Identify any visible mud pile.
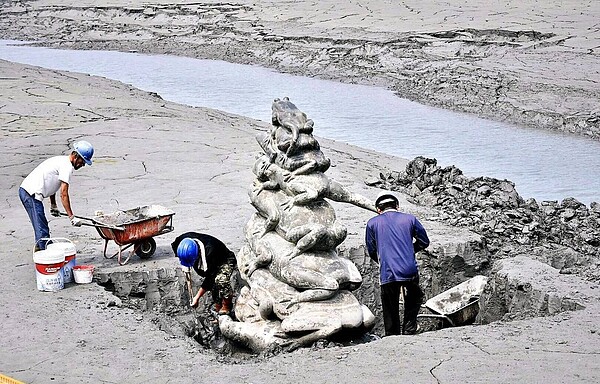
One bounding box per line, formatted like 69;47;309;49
374;156;600;283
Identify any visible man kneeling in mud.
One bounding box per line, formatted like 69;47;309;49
172;232;237;315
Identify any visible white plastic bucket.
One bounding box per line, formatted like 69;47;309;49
73;265;94;284
33;247;65;292
47;239;77;284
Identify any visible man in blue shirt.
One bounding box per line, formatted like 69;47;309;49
366;192;430;336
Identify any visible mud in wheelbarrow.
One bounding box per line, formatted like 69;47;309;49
91;205;175;265
418;275;488;328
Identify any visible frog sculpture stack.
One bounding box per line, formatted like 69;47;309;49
219;97;377;352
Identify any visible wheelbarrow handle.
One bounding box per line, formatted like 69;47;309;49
58;211;95;221
57;212;123;230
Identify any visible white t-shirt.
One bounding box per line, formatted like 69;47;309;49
20;156;74;200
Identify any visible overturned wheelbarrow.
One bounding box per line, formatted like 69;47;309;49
418;275;488;327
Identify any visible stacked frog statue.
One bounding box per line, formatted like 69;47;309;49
219;97;378;352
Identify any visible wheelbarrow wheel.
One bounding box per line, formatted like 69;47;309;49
135;238;156;259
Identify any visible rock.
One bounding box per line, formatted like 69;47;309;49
479;256;590;323
376;156;600;283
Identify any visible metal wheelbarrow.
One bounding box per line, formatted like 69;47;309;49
417;275;488;327
84;205;175;265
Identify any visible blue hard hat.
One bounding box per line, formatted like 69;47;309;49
74;140;94;166
176;238;198;268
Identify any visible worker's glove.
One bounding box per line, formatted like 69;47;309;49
50;205;60;217
70;217;83;227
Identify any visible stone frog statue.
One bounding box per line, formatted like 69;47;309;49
256;131;330;175
249;187;348;256
240;216;363;304
225;96;379;353
252;154;376;210
270;97;317;156
219;282;375;353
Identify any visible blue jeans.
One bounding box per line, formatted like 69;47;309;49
19;187;50;249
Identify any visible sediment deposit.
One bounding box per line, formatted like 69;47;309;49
1;1;600;383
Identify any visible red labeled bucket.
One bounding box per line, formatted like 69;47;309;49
33;247;65;292
73;265;94;284
47;239;77;284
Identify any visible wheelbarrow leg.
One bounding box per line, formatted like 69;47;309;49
103;240;110;258
117;243;135;265
104;240;134;264
117;246;123;265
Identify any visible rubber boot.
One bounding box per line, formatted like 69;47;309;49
219;296;232;315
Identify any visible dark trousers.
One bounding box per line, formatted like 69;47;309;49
381;277;424;336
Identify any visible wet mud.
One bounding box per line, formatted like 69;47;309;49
1;2;600;383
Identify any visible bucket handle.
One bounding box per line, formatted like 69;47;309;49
32;237;74;255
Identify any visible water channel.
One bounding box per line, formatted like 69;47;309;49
1;40;598;205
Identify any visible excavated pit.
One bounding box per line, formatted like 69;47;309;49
87;242;523;357
91;156;598;356
92;232;595;358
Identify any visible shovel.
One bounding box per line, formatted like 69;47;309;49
184;270;195;307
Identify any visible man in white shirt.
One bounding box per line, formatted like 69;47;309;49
19;141;94;250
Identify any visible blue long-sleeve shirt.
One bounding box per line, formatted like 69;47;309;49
366;210;430;284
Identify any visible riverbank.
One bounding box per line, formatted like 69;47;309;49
1;1;600;382
1;57;599;383
0;0;599;138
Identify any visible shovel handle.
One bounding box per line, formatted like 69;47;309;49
185;271;195;307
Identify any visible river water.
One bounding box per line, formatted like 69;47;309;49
1;40;598;205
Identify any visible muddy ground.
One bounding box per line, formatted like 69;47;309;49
0;1;599;383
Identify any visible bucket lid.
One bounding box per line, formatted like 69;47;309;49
46;243;77;256
47;242;77;256
33;248;65;264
